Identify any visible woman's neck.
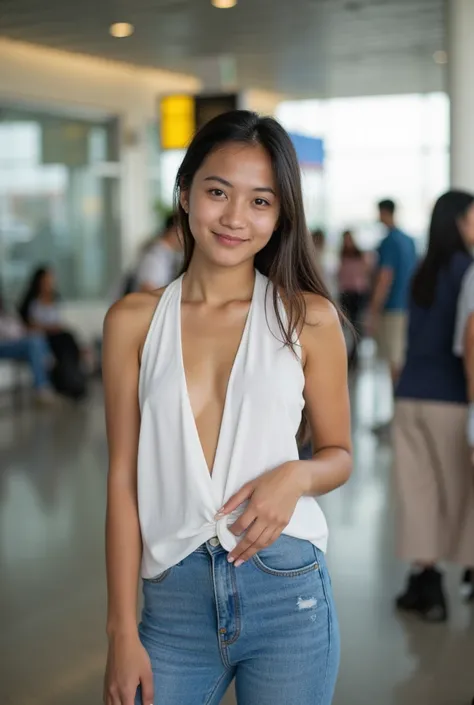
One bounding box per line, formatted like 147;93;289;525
38;292;53;303
183;253;255;305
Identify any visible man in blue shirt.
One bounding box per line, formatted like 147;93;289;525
367;199;417;386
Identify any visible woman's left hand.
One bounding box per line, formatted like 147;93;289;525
216;462;307;567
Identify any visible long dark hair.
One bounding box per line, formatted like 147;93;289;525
175;110;335;348
412;191;474;308
18;266;56;324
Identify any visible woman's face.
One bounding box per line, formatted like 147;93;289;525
40;270;55;295
182;142;280;269
343;232;354;250
459;203;474;247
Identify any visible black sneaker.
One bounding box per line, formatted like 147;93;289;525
419;568;448;623
460;569;474;601
396;569;448;622
396;572;424;612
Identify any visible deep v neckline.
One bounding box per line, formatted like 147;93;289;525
177;271;258;480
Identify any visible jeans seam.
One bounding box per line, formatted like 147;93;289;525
211;554;232;668
222;563;241;647
203;668;231;705
316;558;334;705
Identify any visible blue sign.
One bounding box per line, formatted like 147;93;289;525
288;132;324;169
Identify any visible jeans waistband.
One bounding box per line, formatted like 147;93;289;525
195;537;223;554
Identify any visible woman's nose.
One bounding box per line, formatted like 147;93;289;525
220;200;246;230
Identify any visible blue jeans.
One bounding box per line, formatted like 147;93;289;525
136;535;340;705
0;335;51;389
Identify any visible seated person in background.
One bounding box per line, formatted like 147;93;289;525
18;266;87;400
136;214;183;292
0;285;56;405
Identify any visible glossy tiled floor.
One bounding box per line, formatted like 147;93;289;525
1;354;473;705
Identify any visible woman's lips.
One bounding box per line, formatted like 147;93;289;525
213;232;248;247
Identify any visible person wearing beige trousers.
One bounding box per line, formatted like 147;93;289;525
393;191;474;623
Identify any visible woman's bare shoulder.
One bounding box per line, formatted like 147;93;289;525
302;292;340;329
104;289;166;343
299;293;346;367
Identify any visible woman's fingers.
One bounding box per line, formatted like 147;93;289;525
140;668;154;705
229;506;258;537
235;527;280;566
229;522;278;566
216;481;255;518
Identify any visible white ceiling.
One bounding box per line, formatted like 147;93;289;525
0;0;446;98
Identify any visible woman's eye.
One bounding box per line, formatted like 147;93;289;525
255;198;270;207
209;188;225;198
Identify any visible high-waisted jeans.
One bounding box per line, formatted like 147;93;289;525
135;534;340;705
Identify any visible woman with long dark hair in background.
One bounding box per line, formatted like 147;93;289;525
18;266;86;399
394;190;474;622
102;110;351;705
338;230;370;328
338;230;371;368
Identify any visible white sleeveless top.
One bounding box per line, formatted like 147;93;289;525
138;270;328;578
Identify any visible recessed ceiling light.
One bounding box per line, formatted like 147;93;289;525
433;50;447;65
212;0;237;8
109;22;134;38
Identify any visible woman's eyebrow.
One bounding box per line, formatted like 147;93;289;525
204;175;276;195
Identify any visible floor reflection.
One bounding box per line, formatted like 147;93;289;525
1;364;473;705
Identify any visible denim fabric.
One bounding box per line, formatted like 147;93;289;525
0;335;50;389
136;534;340;705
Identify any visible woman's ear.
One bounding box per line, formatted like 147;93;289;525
180;181;189;214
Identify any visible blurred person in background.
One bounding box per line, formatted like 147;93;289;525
312;228;338;298
393;191;474;622
366;200;417;429
312;228;325;260
453;255;474;600
338;230;371;369
18;266;87;400
0;283;56;405
136;214;183;292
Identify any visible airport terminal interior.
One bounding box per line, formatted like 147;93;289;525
1;0;474;703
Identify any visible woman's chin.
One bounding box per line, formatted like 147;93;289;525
197;243;255;269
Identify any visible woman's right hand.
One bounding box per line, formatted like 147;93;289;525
103;632;154;705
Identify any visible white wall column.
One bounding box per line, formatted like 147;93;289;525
448;0;474;191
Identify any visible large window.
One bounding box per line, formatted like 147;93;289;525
277;93;450;251
0;106;120;303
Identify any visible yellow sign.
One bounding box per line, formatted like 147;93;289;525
160;95;195;150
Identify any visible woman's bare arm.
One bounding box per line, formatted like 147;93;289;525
296;294;352;495
102;292;161;705
103;294;157;637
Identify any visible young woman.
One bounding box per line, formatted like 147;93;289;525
394;190;474;622
19;266;86;399
338;230;371;368
338;231;370;329
103;110;352;705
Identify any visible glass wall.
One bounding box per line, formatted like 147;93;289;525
277;93;450;252
0;106;120;304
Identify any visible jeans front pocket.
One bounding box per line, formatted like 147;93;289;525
251;535;319;577
143;568;172;584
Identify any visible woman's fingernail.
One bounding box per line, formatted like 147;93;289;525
234;559;244;568
227;555;235;563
